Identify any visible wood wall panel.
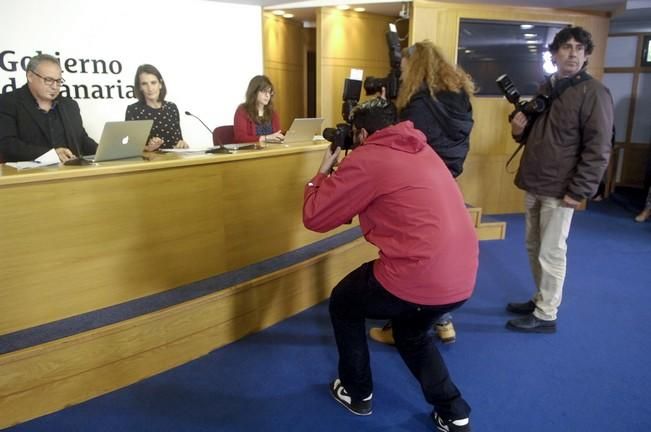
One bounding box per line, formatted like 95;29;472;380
616;144;650;186
317;8;397;128
411;0;610;213
264;13;306;130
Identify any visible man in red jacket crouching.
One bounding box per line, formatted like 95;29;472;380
303;99;478;432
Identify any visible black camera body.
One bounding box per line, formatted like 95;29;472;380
496;74;549;122
323;123;354;152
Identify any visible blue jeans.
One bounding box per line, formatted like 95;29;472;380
329;261;470;420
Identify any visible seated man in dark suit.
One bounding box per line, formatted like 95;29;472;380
0;53;97;163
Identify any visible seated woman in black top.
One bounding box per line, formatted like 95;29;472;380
125;64;188;151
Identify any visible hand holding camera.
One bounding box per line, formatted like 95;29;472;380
496;74;549;123
319;145;341;174
510;111;528;136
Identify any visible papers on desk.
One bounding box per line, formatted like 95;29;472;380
5;149;60;170
158;147;214;153
223;143;256;150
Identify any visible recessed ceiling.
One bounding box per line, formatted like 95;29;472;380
222;0;651;27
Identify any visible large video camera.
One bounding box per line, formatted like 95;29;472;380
363;23;402;100
323;78;360;152
496;74;549;123
323;24;402;152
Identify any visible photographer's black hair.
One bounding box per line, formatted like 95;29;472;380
350;98;397;136
548;26;594;55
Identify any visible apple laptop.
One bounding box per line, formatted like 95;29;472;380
280;118;324;144
86;120;153;162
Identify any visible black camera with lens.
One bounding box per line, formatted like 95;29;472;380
322;78;360;152
323;123;353;152
496;74;550;123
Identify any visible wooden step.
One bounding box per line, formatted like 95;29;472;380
467;206;506;241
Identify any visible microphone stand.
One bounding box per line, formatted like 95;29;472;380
184;111;232;154
60;103;92;166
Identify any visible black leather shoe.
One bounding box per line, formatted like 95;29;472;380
506;314;556;333
506;300;536;314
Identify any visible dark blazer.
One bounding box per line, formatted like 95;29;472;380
0;84;97;162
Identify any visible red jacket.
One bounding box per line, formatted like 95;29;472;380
233;105;281;143
303;121;478;305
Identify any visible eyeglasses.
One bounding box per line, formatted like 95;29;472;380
31;70;65;87
259;88;274;96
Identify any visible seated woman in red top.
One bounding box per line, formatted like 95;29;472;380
233;75;284;145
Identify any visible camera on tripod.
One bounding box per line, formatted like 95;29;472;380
496;74;549;122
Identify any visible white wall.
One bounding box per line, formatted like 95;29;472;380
0;0;263;147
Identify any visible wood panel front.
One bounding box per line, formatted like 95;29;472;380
0;238;379;429
0;143;348;335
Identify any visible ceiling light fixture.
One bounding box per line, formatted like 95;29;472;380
283;13;294;18
353;7;365;12
337;5;350;10
272;10;285;16
520;24;534;29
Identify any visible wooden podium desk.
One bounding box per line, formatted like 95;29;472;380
0;141;346;336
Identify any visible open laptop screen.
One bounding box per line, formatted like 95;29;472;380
88;120;153;162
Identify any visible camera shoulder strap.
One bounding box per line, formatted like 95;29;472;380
549;72;593;101
506;72;593;172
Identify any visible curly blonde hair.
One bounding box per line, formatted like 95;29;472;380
396;40;475;110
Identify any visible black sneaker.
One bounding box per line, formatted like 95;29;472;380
506;314;556;333
432;411;471;432
506;300;536;314
329;378;372;416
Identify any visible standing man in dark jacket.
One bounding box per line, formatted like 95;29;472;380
506;26;614;333
0;53;97;163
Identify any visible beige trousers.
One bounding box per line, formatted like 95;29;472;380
524;193;575;321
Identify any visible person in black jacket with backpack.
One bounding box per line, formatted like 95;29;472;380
369;40;476;347
397;40;475;177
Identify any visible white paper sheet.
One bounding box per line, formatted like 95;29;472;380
5;149;60;170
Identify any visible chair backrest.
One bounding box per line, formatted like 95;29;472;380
213;125;234;146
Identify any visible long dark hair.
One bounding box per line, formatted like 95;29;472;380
241;75;275;124
133;64;167;103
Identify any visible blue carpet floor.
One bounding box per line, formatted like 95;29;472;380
7;198;651;431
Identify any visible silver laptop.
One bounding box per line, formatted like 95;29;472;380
281;118;324;143
86;120;153;162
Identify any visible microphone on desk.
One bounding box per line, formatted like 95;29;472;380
184;111;232;154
